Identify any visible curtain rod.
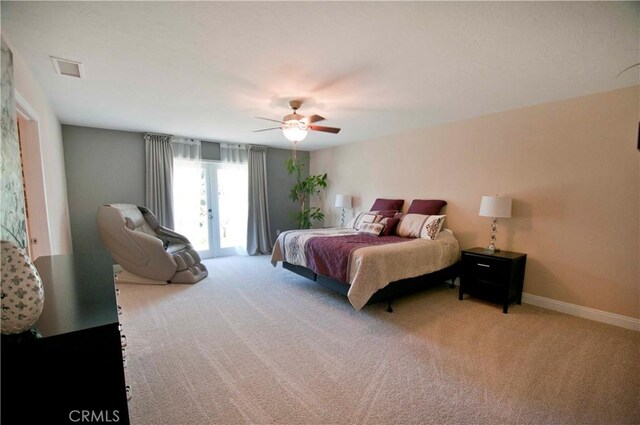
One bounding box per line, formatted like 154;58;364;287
145;131;173;137
145;133;270;150
219;142;270;150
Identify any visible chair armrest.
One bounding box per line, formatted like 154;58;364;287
156;226;191;245
123;230;177;280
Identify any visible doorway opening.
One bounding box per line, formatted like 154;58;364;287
173;160;248;258
15;92;51;259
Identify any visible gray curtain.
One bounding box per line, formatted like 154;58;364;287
144;133;174;228
246;145;272;255
220;143;248;163
170;137;201;161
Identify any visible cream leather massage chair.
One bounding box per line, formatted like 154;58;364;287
97;204;208;284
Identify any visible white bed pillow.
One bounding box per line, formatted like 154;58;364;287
396;213;429;238
358;222;384;236
350;212;381;230
420;215;446;240
346;215;356;228
396;213;446;239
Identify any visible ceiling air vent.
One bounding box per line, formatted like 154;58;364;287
51;56;84;79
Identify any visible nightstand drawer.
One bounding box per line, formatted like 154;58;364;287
462;253;509;284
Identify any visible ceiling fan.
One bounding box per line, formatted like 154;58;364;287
253;99;341;143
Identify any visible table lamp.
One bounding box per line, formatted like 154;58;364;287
479;195;512;253
335;194;352;227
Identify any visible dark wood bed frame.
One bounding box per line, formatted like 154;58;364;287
282;261;460;312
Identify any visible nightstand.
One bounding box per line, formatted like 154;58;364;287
459;247;527;313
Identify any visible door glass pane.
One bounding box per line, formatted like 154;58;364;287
173;161;209;251
217;164;248;251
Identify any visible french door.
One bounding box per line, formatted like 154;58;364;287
173;160;248;259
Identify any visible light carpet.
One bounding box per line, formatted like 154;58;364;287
117;255;639;425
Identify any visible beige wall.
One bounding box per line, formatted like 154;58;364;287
7;38;72;255
311;86;639;319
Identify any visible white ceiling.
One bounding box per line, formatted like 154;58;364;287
2;1;638;151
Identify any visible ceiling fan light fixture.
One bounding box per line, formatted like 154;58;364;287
254;99;340;142
282;120;308;142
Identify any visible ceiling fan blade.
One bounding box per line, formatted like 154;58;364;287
255;116;283;124
252;127;281;132
617;62;640;77
305;114;325;124
309;125;341;134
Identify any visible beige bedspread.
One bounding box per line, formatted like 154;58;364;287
271;228;460;310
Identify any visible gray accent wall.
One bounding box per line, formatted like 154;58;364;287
62;125;307;253
62;126;145;253
201;141;220;161
266;148;310;242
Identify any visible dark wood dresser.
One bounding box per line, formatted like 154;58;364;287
1;252;130;424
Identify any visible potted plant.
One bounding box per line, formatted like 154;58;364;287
286;157;328;229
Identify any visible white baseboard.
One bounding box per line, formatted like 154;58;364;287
522;293;640;332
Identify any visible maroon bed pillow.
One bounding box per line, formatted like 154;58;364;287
380;217;401;236
407;199;447;215
370;198;404;212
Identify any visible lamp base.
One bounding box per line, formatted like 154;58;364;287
484;218;501;253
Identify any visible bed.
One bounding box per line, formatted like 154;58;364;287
271;198;461;311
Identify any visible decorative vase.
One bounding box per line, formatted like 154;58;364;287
1;241;45;335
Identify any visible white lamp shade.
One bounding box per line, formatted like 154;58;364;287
282;120;308;142
335;194;352;208
479;196;512;218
